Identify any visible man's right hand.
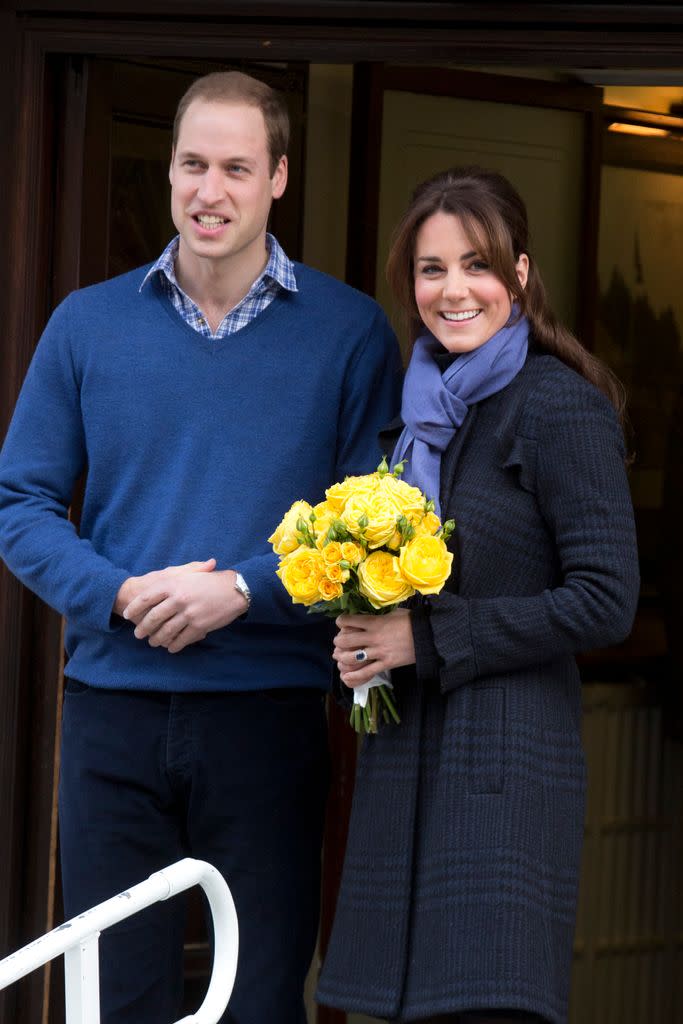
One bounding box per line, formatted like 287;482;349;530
113;560;216;617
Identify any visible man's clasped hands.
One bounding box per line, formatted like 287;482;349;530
113;560;248;654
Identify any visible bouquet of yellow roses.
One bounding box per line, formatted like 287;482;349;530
269;458;454;734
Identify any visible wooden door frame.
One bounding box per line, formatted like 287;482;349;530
2;5;683;1021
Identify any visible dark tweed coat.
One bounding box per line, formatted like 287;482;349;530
317;349;640;1023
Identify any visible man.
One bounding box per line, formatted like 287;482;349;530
0;71;401;1023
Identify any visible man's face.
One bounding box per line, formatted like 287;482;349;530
169;99;287;272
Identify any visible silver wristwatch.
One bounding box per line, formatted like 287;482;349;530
233;571;251;610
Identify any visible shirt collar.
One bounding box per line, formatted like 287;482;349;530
139;232;298;295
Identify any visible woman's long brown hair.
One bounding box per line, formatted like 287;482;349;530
386;166;625;422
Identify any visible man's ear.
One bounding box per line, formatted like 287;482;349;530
271;155;288;200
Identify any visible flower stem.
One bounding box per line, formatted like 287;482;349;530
379;685;401;724
368;688;378;733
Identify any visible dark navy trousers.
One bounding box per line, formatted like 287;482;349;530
413;1014;549;1023
59;681;329;1024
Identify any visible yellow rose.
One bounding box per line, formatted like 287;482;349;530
414;510;442;537
322;541;343;564
319;577;344;601
312;501;339;548
268;500;314;555
325;473;379;512
325;562;349;583
386;529;402;551
398;535;453;595
341;490;402;548
276;546;326;605
357;550;415;609
378;474;427;518
340;541;363;566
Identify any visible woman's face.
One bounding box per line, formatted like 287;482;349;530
413;211;529;354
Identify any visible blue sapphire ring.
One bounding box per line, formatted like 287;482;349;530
354;648;368;663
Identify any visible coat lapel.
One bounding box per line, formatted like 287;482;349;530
439;404;479;512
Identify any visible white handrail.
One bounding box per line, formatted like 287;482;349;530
0;858;239;1024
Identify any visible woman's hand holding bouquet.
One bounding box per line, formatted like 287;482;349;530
269;459;454;733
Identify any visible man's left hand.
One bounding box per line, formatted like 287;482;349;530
123;568;248;653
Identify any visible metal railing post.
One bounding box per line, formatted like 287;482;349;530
64;934;101;1024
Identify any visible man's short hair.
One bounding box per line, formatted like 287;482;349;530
173;71;289;176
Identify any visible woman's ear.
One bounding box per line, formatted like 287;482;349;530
516;253;529;291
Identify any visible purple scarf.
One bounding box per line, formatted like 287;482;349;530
391;311;529;514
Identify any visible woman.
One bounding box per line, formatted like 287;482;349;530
316;167;640;1024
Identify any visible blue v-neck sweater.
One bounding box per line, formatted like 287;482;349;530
0;263;401;692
